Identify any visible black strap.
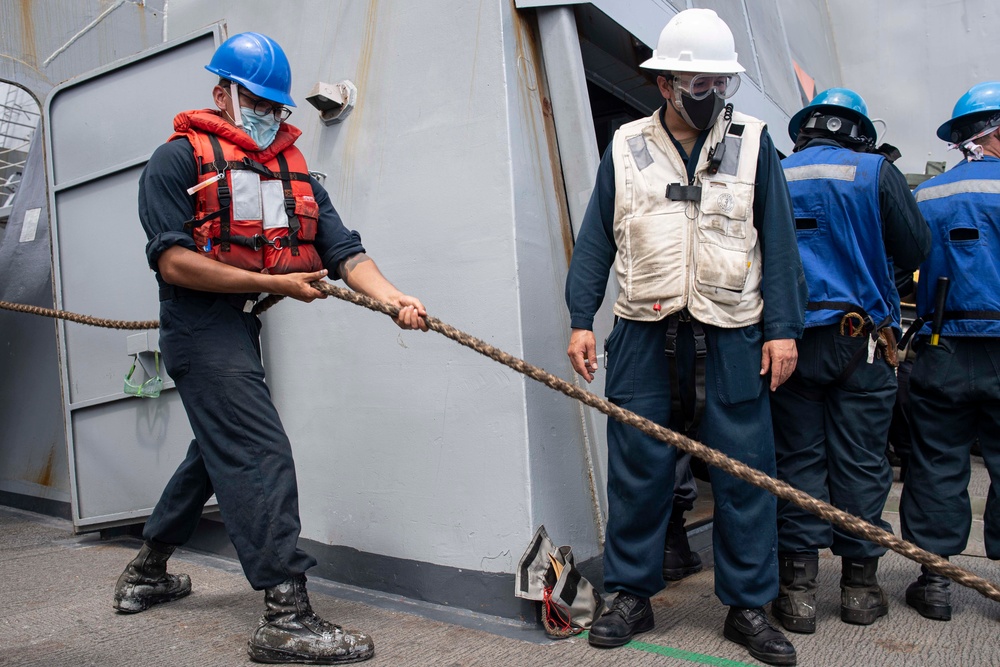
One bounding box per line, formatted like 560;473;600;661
200;158;310;182
664;314;707;437
945;309;1000;320
276;153;301;256
224;233;291;251
898;316;925;350
899;309;1000;349
666;183;702;202
831;338;870;386
207;135;232;251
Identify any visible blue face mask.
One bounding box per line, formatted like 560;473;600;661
240;106;280;149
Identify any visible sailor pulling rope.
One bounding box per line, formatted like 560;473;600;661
2;288;999;605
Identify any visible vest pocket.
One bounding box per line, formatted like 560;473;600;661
293;196;319;241
694;239;751;305
623;213;685;303
694;181;754;305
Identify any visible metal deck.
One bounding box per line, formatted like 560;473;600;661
2;457;997;667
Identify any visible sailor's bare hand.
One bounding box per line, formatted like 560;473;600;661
389;294;428;331
568;328;599;383
273;270;329;302
761;338;797;391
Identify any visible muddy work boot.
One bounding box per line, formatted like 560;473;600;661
248;574;374;664
840;557;889;625
113;541;192;613
771;552;818;634
905;565;952;621
663;512;703;581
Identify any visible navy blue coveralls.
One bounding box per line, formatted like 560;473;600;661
138;137;365;590
773;140;929;559
900;156;1000;560
566;113;806;607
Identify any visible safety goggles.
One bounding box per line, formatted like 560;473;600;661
673;73;741;100
124;351;163;399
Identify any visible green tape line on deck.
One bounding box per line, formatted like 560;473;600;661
580;632;757;666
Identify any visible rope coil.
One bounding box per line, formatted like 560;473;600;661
3;286;999;604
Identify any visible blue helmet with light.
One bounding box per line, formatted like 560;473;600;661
937;82;1000;143
788;88;877;143
205;32;296;107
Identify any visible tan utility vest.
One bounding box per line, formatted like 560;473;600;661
611;108;765;327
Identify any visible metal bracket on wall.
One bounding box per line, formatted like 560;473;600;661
305;80;357;125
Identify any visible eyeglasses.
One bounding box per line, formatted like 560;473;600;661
673;73;741;101
232;88;293;122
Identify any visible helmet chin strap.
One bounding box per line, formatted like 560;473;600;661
229;82;245;130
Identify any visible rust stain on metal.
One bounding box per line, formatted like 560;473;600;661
510;5;575;265
340;0;380;205
17;0;39;68
35;447;56;488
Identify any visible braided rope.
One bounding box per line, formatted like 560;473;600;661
0;300;158;330
4;287;1000;603
303;280;1000;604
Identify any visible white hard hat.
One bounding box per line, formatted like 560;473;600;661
640;9;745;75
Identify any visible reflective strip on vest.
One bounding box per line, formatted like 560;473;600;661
914;178;1000;202
784;163;857;182
627;135;654;171
782;146;895;330
914;159;1000;337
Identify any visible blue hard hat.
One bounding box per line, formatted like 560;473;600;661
788;88;877;142
205;32;296;107
937;82;1000;142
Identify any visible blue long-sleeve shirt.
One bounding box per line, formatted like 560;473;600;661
566;122;806;341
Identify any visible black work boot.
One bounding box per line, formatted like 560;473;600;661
113;541;192;613
663;511;703;581
840;557;889;625
905;565;952;621
770;552;818;634
588;592;654;648
724;607;797;666
248;574;374;664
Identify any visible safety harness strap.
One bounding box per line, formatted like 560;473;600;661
276;153;301;256
200;159;311;182
664;313;707;437
207;135;232;251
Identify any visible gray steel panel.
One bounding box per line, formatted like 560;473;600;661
0;1;166;101
744;0;800;115
694;0;761;85
55;166;161;405
776;0;842;94
45;28;221;528
48;34;216;187
71;393;193;525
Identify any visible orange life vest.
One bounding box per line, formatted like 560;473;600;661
169;109;323;274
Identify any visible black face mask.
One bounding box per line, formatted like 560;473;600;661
678;93;725;131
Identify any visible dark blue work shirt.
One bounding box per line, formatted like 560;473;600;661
566;122;807;341
139;138;365;287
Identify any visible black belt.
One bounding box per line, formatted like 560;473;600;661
159;285;260;312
